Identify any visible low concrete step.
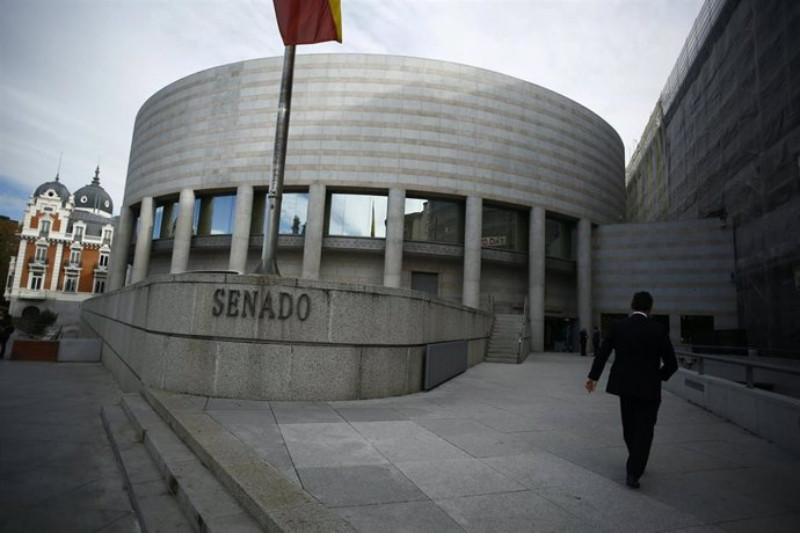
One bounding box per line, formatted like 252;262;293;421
143;388;356;532
101;403;195;533
489;340;518;349
118;393;262;532
484;356;518;364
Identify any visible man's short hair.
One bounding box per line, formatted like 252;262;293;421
631;291;653;312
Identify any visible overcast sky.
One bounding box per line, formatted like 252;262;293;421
0;0;703;219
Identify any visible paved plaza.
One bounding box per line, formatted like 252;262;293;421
1;354;799;532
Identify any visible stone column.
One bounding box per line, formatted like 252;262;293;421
170;189;195;274
384;188;405;288
528;206;546;352
228;185;253;273
301;183;326;280
577;217;592;335
108;205;134;290
131;196;154;284
462;196;482;308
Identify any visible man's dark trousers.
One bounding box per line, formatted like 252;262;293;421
620;395;660;480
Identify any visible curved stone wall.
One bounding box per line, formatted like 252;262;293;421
125;54;624;224
82;273;492;401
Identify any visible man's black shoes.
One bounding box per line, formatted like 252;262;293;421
626;476;640;489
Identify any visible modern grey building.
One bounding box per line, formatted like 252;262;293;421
626;0;800;353
108;53;738;352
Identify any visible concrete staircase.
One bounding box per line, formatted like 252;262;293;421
485;313;526;364
102;394;261;532
102;389;355;532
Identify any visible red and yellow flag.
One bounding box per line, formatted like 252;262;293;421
273;0;342;45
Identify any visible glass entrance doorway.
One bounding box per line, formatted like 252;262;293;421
544;316;577;352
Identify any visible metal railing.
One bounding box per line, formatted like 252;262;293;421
676;349;800;389
517;297;530;361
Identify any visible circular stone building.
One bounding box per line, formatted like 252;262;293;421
109;54;624;352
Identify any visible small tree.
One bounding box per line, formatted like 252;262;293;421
16;309;58;338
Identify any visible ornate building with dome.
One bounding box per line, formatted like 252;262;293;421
4;167;117;326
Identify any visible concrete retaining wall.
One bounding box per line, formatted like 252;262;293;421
593;219;738;344
665;368;800;456
82;272;492;401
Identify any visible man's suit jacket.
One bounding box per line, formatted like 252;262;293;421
588;314;678;401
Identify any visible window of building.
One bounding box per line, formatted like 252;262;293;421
30;272;43;290
327;193;387;238
411;271;439;296
102;228;112;244
545;218;576;261
152;200;178;239
193;195;236;236
64;274;78;292
73;225;84;241
249;191;310;235
69;247;81;265
481;204;528;252
404;197;464;244
39;219;51;236
99;252;109;268
34;245;47;263
280;192;309;234
681;315;714;345
93;278;106;294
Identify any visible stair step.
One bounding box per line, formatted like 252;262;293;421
485;357;518;364
117;393;263;532
102;404;195;533
143;388;356;532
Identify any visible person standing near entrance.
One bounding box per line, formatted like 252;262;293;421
0;308;14;359
584;291;678;489
579;329;588;356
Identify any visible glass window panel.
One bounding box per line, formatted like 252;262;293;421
153;201;178;239
193;195;235;236
545;218;576;260
279;193;309;235
404;198;464;244
482;205;528;252
328;193;387;238
153;206;164;239
210;195;235;235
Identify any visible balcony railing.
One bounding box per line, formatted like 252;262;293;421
19;288;46;300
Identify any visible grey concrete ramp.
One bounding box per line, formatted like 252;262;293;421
2;355;799;531
143;354;800;531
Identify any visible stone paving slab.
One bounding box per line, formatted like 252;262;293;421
3;354;799;532
200;353;800;532
0;361;138;532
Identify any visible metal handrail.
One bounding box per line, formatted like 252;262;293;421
676;349;800;389
517;297;530;361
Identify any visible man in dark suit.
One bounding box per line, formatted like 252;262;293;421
585;291;678;489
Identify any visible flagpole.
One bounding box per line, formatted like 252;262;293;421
257;44;296;275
